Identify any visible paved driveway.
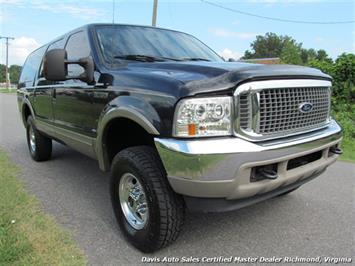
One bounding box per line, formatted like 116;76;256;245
0;93;354;265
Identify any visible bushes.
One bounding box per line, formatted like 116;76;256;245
308;53;355;161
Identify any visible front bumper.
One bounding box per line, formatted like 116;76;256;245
155;120;342;201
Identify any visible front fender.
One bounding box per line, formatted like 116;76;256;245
95;96;161;171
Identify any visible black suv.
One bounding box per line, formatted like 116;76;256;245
18;24;342;252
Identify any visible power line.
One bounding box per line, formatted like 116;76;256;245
201;0;355;25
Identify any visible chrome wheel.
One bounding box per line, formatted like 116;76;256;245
29;126;36;153
119;173;148;230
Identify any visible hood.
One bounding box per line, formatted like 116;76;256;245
119;61;331;97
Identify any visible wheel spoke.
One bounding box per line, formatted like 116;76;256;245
119;173;149;230
29;126;36;152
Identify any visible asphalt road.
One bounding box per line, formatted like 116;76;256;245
0;93;354;265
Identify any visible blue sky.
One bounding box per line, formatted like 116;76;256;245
0;0;354;65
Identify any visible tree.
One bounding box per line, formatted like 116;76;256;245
242;32;302;60
0;64;22;84
242;33;336;66
301;48;317;64
333;53;355;83
0;64;5;83
307;59;334;76
9;65;22;84
280;42;302;65
316;49;333;63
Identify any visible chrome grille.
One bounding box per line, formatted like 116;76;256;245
239;94;250;129
234;79;332;141
258;87;330;135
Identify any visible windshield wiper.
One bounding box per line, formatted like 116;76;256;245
114;54;211;62
114;54;183;62
114;54;164;62
179;57;211;62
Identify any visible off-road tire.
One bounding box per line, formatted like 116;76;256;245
110;146;185;253
26;116;52;161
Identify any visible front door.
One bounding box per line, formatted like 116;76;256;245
52;31;96;138
34;38;66;124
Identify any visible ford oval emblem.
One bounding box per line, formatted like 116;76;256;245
299;102;313;113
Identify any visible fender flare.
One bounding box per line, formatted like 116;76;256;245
95;106;160;171
21;98;36;127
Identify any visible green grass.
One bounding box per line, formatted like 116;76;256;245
0;88;16;93
332;103;355;163
0;150;86;266
339;138;355;163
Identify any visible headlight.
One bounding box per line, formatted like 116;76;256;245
173;96;233;137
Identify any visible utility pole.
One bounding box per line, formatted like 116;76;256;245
112;0;115;23
0;36;15;90
152;0;158;27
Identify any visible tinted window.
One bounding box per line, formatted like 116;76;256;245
38;38;66;78
19;45;47;87
95;25;222;63
65;31;91;77
48;38;66;51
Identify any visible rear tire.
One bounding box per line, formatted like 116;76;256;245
110;146;185;253
26;116;52;161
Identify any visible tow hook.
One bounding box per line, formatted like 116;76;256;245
329;146;343;155
257;168;278;180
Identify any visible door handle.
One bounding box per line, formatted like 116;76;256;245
52;89;56;102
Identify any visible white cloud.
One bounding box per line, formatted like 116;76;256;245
0;0;24;5
248;0;321;3
1;0;104;20
0;12;7;23
210;28;259;40
0;37;41;65
219;48;242;60
33;2;103;20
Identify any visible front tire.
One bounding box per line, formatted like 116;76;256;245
26;116;52;161
110;146;185;253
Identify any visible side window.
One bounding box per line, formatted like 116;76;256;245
19;45;47;88
65;31;91;79
38;38;66;79
48;38;66;51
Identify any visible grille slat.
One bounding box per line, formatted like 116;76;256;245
239;94;250;129
238;86;330;137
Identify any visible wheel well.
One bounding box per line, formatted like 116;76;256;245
23;104;31;124
104;118;155;166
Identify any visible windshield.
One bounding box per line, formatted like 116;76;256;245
95;25;223;63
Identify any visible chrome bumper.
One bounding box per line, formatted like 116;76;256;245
154;120;342;200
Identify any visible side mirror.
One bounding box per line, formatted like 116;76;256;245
43;49;95;84
43;49;67;81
